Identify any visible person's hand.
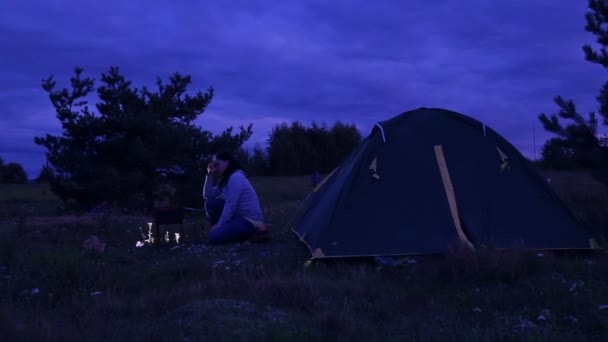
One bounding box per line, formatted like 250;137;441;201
207;162;216;175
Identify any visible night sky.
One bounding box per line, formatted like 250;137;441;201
0;0;605;178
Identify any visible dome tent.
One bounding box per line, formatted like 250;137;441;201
290;107;595;259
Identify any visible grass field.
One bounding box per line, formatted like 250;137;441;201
0;171;607;341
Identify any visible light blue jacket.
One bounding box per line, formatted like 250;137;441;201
203;170;264;227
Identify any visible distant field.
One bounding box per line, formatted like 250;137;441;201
250;175;315;203
0;182;56;201
0;170;606;340
536;170;608;234
539;169;607;195
0;170;606;231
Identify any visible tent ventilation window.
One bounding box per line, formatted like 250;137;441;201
369;157;380;180
496;146;510;172
374;123;387;143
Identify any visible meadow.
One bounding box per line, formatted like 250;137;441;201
0;171;607;341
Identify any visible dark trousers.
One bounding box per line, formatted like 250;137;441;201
204;198;257;244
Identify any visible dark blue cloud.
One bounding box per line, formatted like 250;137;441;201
0;0;604;177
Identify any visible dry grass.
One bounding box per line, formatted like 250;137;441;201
0;171;607;341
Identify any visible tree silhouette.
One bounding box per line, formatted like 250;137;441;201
539;0;608;185
35;66;252;209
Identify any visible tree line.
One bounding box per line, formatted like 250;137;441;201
31;66;362;210
0;157;29;184
206;120;362;178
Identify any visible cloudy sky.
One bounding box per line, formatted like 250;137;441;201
0;0;605;178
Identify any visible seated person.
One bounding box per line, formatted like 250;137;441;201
203;152;267;244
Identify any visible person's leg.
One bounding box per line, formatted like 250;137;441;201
204;198;225;225
208;217;257;244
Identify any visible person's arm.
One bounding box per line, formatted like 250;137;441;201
216;173;246;226
202;175;221;199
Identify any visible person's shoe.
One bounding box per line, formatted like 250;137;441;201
250;225;269;243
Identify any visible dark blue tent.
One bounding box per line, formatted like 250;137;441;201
290;108;595;259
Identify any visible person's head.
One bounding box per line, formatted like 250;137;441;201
213;151;243;186
212;151;233;177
